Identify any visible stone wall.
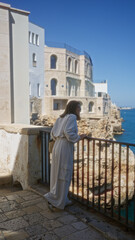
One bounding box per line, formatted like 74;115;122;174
0;124;46;189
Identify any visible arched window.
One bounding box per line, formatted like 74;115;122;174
50;55;57;69
89;102;94;112
51;79;57;95
32;53;37;67
75;60;78;74
78;101;83;113
68;57;72;72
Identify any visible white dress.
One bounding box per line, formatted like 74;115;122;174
44;114;80;209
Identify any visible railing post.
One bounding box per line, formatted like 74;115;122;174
98;140;101;211
82;139;84;202
41;131;46;183
118;144;121;220
126;145;129;226
92;139;95;207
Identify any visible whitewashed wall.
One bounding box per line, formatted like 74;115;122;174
0;125;45;189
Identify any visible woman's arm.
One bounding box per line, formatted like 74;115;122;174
64;115;84;143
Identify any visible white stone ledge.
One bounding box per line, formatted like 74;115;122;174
0;124;50;135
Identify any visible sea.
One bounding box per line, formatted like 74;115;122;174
114;108;135;222
115;108;135;147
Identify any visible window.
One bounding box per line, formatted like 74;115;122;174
53;103;59;110
51;79;57;95
30;102;33;113
78;101;83;113
37;83;40;97
50;55;57;69
89;102;94;112
29;82;31;96
32;33;35;44
29;31;32;43
68;57;72;72
98;92;102;97
33;53;37;67
36;34;39;46
75;60;78;74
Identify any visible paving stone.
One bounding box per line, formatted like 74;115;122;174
40;209;68;220
25;224;47;236
0;217;29;231
2;230;29;240
0;214;8;223
20;198;42;208
6;194;24;203
62;228;105;240
5;209;25;220
0;201;19;212
23;205;42;214
23;213;44;225
72;221;88;230
58;215;77;224
54;225;76;238
0;197;7;203
43;232;59;240
42;219;63;230
36;201;49;210
22;193;40;201
28;232;59;240
15;191;33;197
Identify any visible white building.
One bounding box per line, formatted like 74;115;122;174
29;22;45;116
44;42;111;118
0;2;30;124
94;80;108;97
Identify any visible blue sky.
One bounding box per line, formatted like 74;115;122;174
1;0;135;107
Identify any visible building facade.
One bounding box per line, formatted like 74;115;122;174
29;22;45;116
44;43;111;118
0;2;30;124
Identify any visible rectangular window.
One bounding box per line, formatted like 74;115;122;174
30;102;33;113
32;33;35;44
37;83;40;97
98;92;102;97
33;53;37;67
29;31;32;43
29;82;31;96
36;34;39;45
53;103;59;110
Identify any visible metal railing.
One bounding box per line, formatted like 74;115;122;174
40;128;51;184
45;41;92;61
40;129;135;229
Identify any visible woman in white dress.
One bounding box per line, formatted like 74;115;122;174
44;101;86;210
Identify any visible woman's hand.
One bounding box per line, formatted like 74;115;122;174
80;134;87;140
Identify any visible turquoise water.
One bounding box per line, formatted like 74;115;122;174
115;109;135;151
114;109;135;222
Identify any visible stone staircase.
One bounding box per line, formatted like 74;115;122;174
0;169;13;187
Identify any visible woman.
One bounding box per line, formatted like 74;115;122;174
44;100;86;210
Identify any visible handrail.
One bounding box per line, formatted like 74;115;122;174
85;136;135;147
40;129;135;230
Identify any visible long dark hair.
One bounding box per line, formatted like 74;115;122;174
60;100;81;120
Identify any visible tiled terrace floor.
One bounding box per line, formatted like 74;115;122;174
0;185;134;240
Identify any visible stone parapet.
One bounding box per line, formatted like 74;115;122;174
0;124;49;190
